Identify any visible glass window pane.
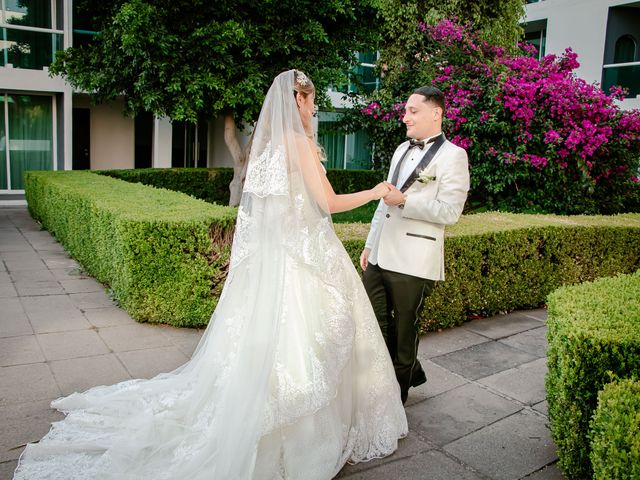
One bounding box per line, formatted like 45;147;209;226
318;112;345;169
346;130;373;170
8;94;53;190
4;0;52;29
4;28;61;69
0;96;7;189
614;35;636;64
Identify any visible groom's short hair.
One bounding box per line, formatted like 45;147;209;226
413;86;445;112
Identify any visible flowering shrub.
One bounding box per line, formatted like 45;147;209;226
345;19;640;214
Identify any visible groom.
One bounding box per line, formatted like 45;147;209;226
360;86;470;404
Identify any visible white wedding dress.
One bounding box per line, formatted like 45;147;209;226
14;70;407;480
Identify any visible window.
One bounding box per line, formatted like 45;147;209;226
0;0;63;69
318;111;373;170
524;26;546;59
614;34;637;64
329;52;380;95
1;93;54;191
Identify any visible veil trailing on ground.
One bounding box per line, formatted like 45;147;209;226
14;70;406;480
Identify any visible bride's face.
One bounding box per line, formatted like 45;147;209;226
296;91;316;131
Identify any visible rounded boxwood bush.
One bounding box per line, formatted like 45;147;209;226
590;378;640;480
546;271;640;479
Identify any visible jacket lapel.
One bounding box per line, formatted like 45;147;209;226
398;134;446;193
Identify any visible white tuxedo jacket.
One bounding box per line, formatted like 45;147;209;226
365;138;470;280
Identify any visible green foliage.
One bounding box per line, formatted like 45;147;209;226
98;167;385;210
100;167;235;205
50;0;381;124
336;212;640;331
590;378;640;480
546;271;640;479
24;170;237;327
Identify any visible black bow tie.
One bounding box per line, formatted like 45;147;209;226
409;136;437;150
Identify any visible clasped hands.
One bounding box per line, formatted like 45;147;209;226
371;182;405;206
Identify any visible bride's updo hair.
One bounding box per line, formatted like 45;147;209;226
293;70;315;99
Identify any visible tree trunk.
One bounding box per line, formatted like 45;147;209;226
224;114;246;206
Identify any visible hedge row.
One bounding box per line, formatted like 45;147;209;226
25;171;640;334
336;212;640;332
99;167;384;204
546;271;640;479
590;378;640;480
25;170;237;326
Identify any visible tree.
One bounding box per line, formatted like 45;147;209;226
371;0;525;103
50;0;381;205
345;19;640;214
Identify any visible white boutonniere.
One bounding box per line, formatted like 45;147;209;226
417;169;436;184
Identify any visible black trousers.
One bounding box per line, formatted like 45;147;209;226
363;262;435;404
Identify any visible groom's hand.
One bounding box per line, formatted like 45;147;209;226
382;182;406;206
360;248;371;271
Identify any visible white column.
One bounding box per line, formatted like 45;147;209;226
152;117;173;168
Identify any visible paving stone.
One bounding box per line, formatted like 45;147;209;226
2;252;46;272
117;346;190;378
59;278;105;294
49;266;88;281
522;462;564;479
336;432;434;478
0;400;63;462
0;270;10;283
170;335;204;357
9;269;56;283
499;326;548;358
0;363;61;406
0;240;33;253
431;341;537;381
21;295;90;333
41;255;80;270
0;283;17;298
406;383;522;446
98;323;173;352
0;335;45;367
14;280;65;296
478;358;548;405
338;449;484;480
84;307;134;328
461;311;543;339
419;328;489;358
49;354;131;396
68;292;116;309
0;298;33;338
444;410;557;480
533;400;549;417
0;459;18;479
37;330;110;361
524;309;548;322
405;359;468;407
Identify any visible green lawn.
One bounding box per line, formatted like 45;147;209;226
331;202;378;223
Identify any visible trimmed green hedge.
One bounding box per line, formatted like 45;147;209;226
25;170;640;335
99;167;384;205
25;170;237;326
336;213;640;332
545;271;640;479
590;378;640;480
99;168;235;205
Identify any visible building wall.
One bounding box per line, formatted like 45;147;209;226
72;97;135;170
525;0;640;110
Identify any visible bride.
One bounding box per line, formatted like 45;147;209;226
14;70;407;480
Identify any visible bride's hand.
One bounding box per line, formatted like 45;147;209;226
370;182;391;200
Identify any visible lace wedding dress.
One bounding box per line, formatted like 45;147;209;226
14;70;407;480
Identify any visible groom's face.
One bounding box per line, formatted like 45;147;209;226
403;94;442;140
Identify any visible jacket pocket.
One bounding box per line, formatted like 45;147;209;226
406;232;436;241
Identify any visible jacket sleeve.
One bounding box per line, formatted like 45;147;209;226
401;148;470;225
364;143;407;249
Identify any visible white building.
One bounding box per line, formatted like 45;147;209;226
523;0;640;110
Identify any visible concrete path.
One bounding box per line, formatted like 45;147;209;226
0;206;563;479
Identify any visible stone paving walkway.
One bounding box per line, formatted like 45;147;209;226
0;206;563;479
